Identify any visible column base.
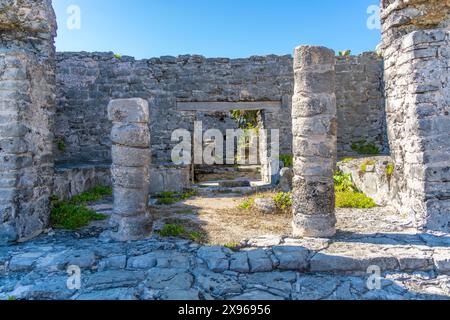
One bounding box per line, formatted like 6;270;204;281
106;213;153;242
292;213;336;238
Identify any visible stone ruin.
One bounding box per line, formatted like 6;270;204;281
0;0;449;243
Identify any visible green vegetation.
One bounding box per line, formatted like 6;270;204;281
239;192;292;211
51;202;107;230
351;141;380;155
334;171;357;193
157;223;186;237
224;242;241;251
155;189;198;205
238;197;255;210
335;191;376;209
360;160;376;174
334;170;376;208
338;50;352;56
157;224;206;243
279;154;293;168
70;185;112;204
273;192;293;210
50;185;111;230
114;53;122;59
339;157;355;164
230;110;259;129
56;139;66;152
7;296;16;301
386;163;395;178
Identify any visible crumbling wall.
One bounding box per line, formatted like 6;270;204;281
55;54;294;165
381;0;450;231
55;52;386;166
0;0;57;243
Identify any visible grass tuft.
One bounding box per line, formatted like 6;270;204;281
70;185;112;204
51;202;107;230
157;224;186;237
155;189;198;205
50;185;111;230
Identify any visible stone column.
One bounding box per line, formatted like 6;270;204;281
381;0;450;231
107;98;152;241
291;46;337;238
0;0;57;243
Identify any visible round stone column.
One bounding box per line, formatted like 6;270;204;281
291;46;337;238
107;98;152;241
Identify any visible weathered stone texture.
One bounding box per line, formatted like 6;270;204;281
107;98;152;241
381;0;450;43
55;52;385;166
292;46;337;238
0;0;56;243
382;0;450;231
336;53;387;155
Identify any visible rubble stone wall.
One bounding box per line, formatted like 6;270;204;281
381;0;450;231
55;52;386;166
0;0;57;243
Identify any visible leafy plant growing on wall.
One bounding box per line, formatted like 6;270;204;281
338;50;352;56
56;138;66;152
279;154;293;168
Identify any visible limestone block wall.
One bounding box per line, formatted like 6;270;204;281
55;53;294;166
336;53;387;155
381;0;450;231
54;52;386;168
0;0;57;243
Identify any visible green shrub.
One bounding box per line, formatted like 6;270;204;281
334;171;357;193
157;224;186;237
238;198;254;210
338;50;351;56
70;185;112;204
273;192;292;210
51;202;107;230
7;296;16;301
279;154;293;168
335;192;376;209
351;141;380;155
114;53;122;59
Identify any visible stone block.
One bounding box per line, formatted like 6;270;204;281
112;186;149;216
111;123;150;148
112;145;150;167
108;98;149;123
111;165;149;189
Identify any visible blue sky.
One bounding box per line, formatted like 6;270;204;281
52;0;381;59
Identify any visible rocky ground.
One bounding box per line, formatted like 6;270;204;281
0;196;449;300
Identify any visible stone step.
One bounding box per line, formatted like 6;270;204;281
230;235;450;275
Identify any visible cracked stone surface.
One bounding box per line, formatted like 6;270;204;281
0;227;449;300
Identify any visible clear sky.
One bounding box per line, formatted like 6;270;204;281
52;0;382;59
